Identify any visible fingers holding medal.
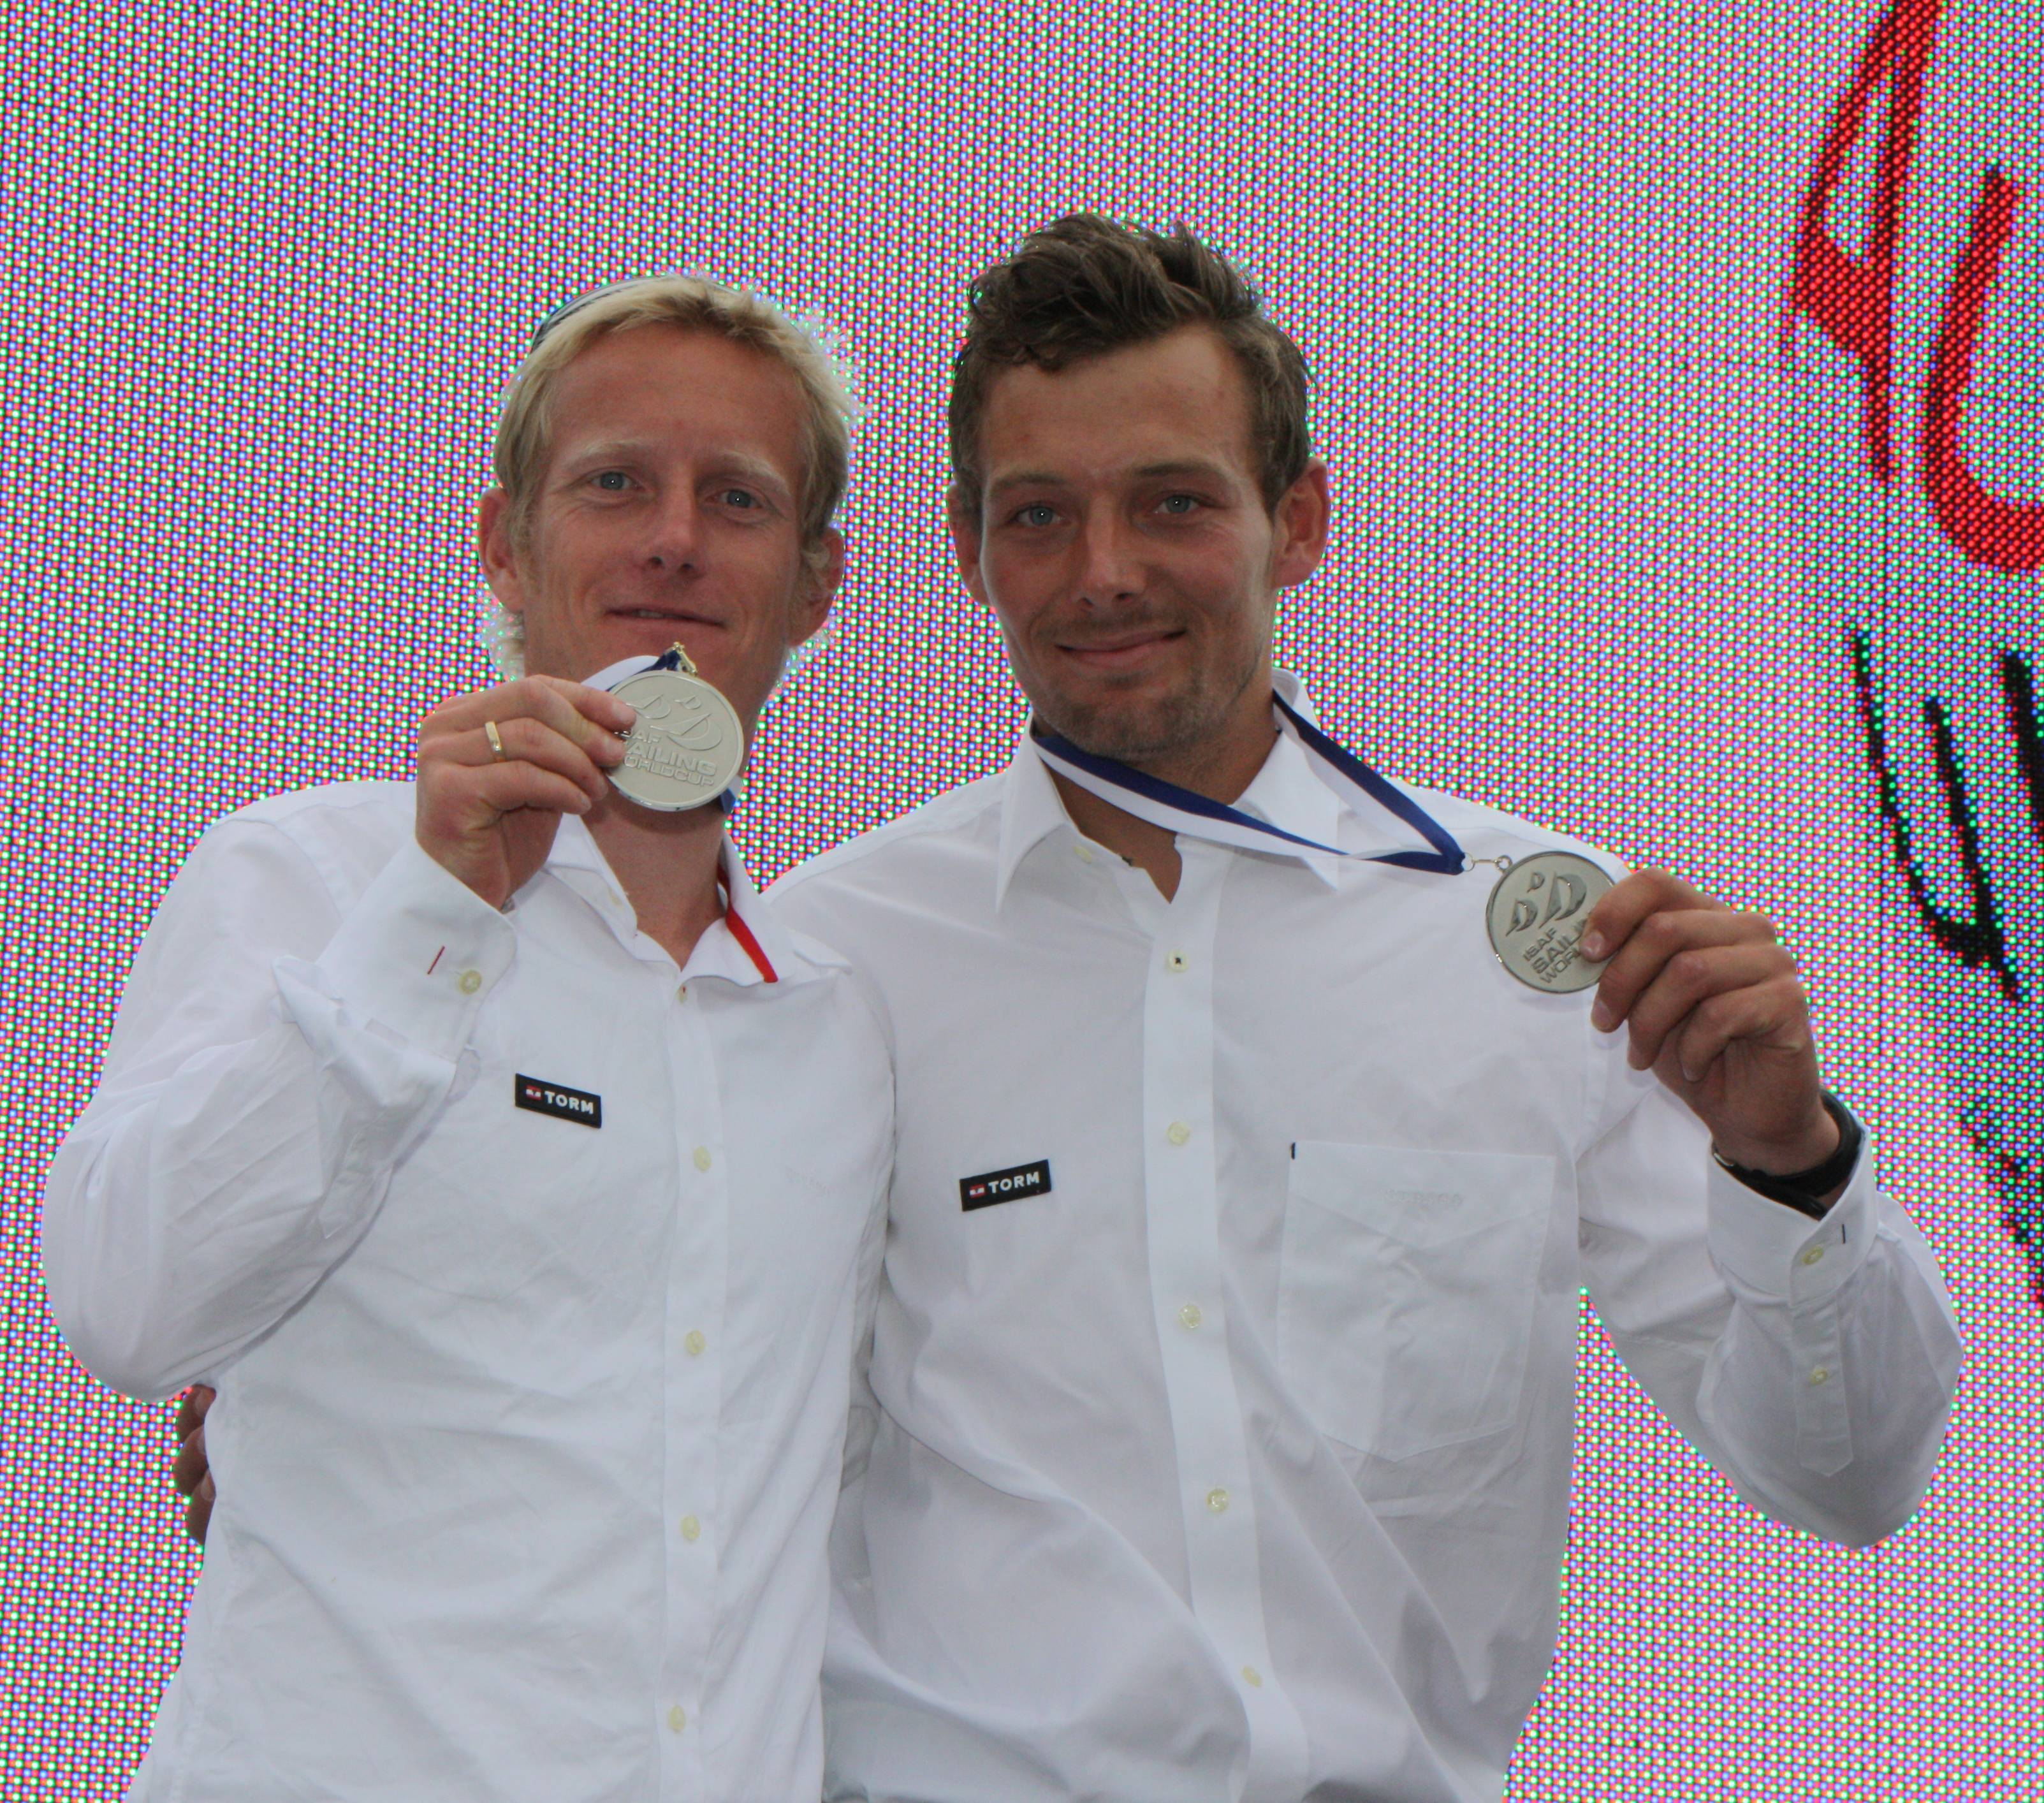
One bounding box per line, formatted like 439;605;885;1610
416;675;636;908
1576;868;1832;1170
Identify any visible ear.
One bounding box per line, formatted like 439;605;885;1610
477;488;529;617
947;483;989;604
1269;461;1331;592
791;527;845;646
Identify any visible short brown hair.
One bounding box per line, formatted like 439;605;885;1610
947;214;1311;519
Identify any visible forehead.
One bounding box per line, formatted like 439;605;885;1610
976;325;1256;485
543;324;808;481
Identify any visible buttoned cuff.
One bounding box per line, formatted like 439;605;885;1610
1705;1139;1874;1305
1705;1136;1876;1477
307;836;516;1060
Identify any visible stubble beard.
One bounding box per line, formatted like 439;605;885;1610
1021;633;1266;777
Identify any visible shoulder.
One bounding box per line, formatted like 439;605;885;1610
766;775;1008;1020
193;780;417;905
224;778;414;838
770;773;1005;911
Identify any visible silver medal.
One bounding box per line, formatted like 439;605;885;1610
605;645;745;812
1484;851;1614;995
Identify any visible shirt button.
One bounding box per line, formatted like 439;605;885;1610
1800;1245;1826;1266
456;969;482;995
1166;1121;1192;1147
1178;1303;1204;1331
1808;1366;1831;1387
693;1146;712;1172
680;1514;701;1542
1167;951;1188;974
1206;1487;1229;1514
1075;844;1096;864
666;1704;687;1734
1241;1665;1263;1688
684;1329;706;1357
676;982;688;1002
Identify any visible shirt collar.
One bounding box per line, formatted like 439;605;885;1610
544;812;840;989
995;668;1429;905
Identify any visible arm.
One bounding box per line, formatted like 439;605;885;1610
1578;1076;1958;1545
41;674;633;1403
41;818;516;1399
1575;870;1960;1544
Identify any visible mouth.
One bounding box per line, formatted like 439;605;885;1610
606;606;724;632
1055;628;1185;672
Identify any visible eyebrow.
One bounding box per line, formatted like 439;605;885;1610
985;458;1235;497
704;453;795;500
985;470;1067;497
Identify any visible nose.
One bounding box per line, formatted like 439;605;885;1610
1072;508;1142;608
641;490;703;575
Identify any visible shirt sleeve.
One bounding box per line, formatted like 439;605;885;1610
1575;1062;1961;1548
41;815;515;1401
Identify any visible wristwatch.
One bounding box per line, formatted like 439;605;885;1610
1711;1091;1864;1219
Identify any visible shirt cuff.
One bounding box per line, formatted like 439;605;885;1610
1705;1132;1876;1306
303;836;516;1060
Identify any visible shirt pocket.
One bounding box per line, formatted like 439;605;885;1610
1277;1141;1556;1463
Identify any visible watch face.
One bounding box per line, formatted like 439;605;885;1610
1788;0;2044;1302
605;667;746;812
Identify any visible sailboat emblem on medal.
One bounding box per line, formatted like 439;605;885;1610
1485;852;1614;994
604;643;745;812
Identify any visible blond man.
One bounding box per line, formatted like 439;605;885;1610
42;278;891;1800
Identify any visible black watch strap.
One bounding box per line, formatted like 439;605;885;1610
1712;1091;1864;1219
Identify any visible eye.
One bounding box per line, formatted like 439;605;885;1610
1012;502;1058;529
719;487;761;510
1157;493;1202;516
588;470;634;492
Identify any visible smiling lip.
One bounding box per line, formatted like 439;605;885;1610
1058;630;1182;669
607;607;722;629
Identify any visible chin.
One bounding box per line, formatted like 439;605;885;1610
1038;687;1218;766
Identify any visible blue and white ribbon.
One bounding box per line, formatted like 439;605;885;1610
1030;695;1465;875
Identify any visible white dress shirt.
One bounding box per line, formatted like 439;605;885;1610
42;782;892;1802
771;678;1960;1803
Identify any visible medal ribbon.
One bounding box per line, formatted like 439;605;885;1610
1030;696;1466;875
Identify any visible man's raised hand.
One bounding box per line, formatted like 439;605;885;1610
416;677;634;909
1580;869;1841;1180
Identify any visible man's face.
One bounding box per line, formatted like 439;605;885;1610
952;325;1327;770
480;324;839;730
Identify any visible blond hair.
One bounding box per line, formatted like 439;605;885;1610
486;274;855;674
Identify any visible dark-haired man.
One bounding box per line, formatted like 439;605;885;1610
764;216;1958;1801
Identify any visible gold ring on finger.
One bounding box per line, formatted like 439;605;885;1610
484;719;508;763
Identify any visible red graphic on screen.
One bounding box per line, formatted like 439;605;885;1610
1791;0;2038;575
1788;0;1943;485
1926;169;2044;572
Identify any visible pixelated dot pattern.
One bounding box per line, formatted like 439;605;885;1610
2;0;2038;1795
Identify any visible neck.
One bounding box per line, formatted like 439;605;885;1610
585;791;727;967
1048;692;1279;903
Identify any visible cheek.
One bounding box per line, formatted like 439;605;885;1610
977;550;1055;639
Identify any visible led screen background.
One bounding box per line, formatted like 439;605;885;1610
1;0;2037;1794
